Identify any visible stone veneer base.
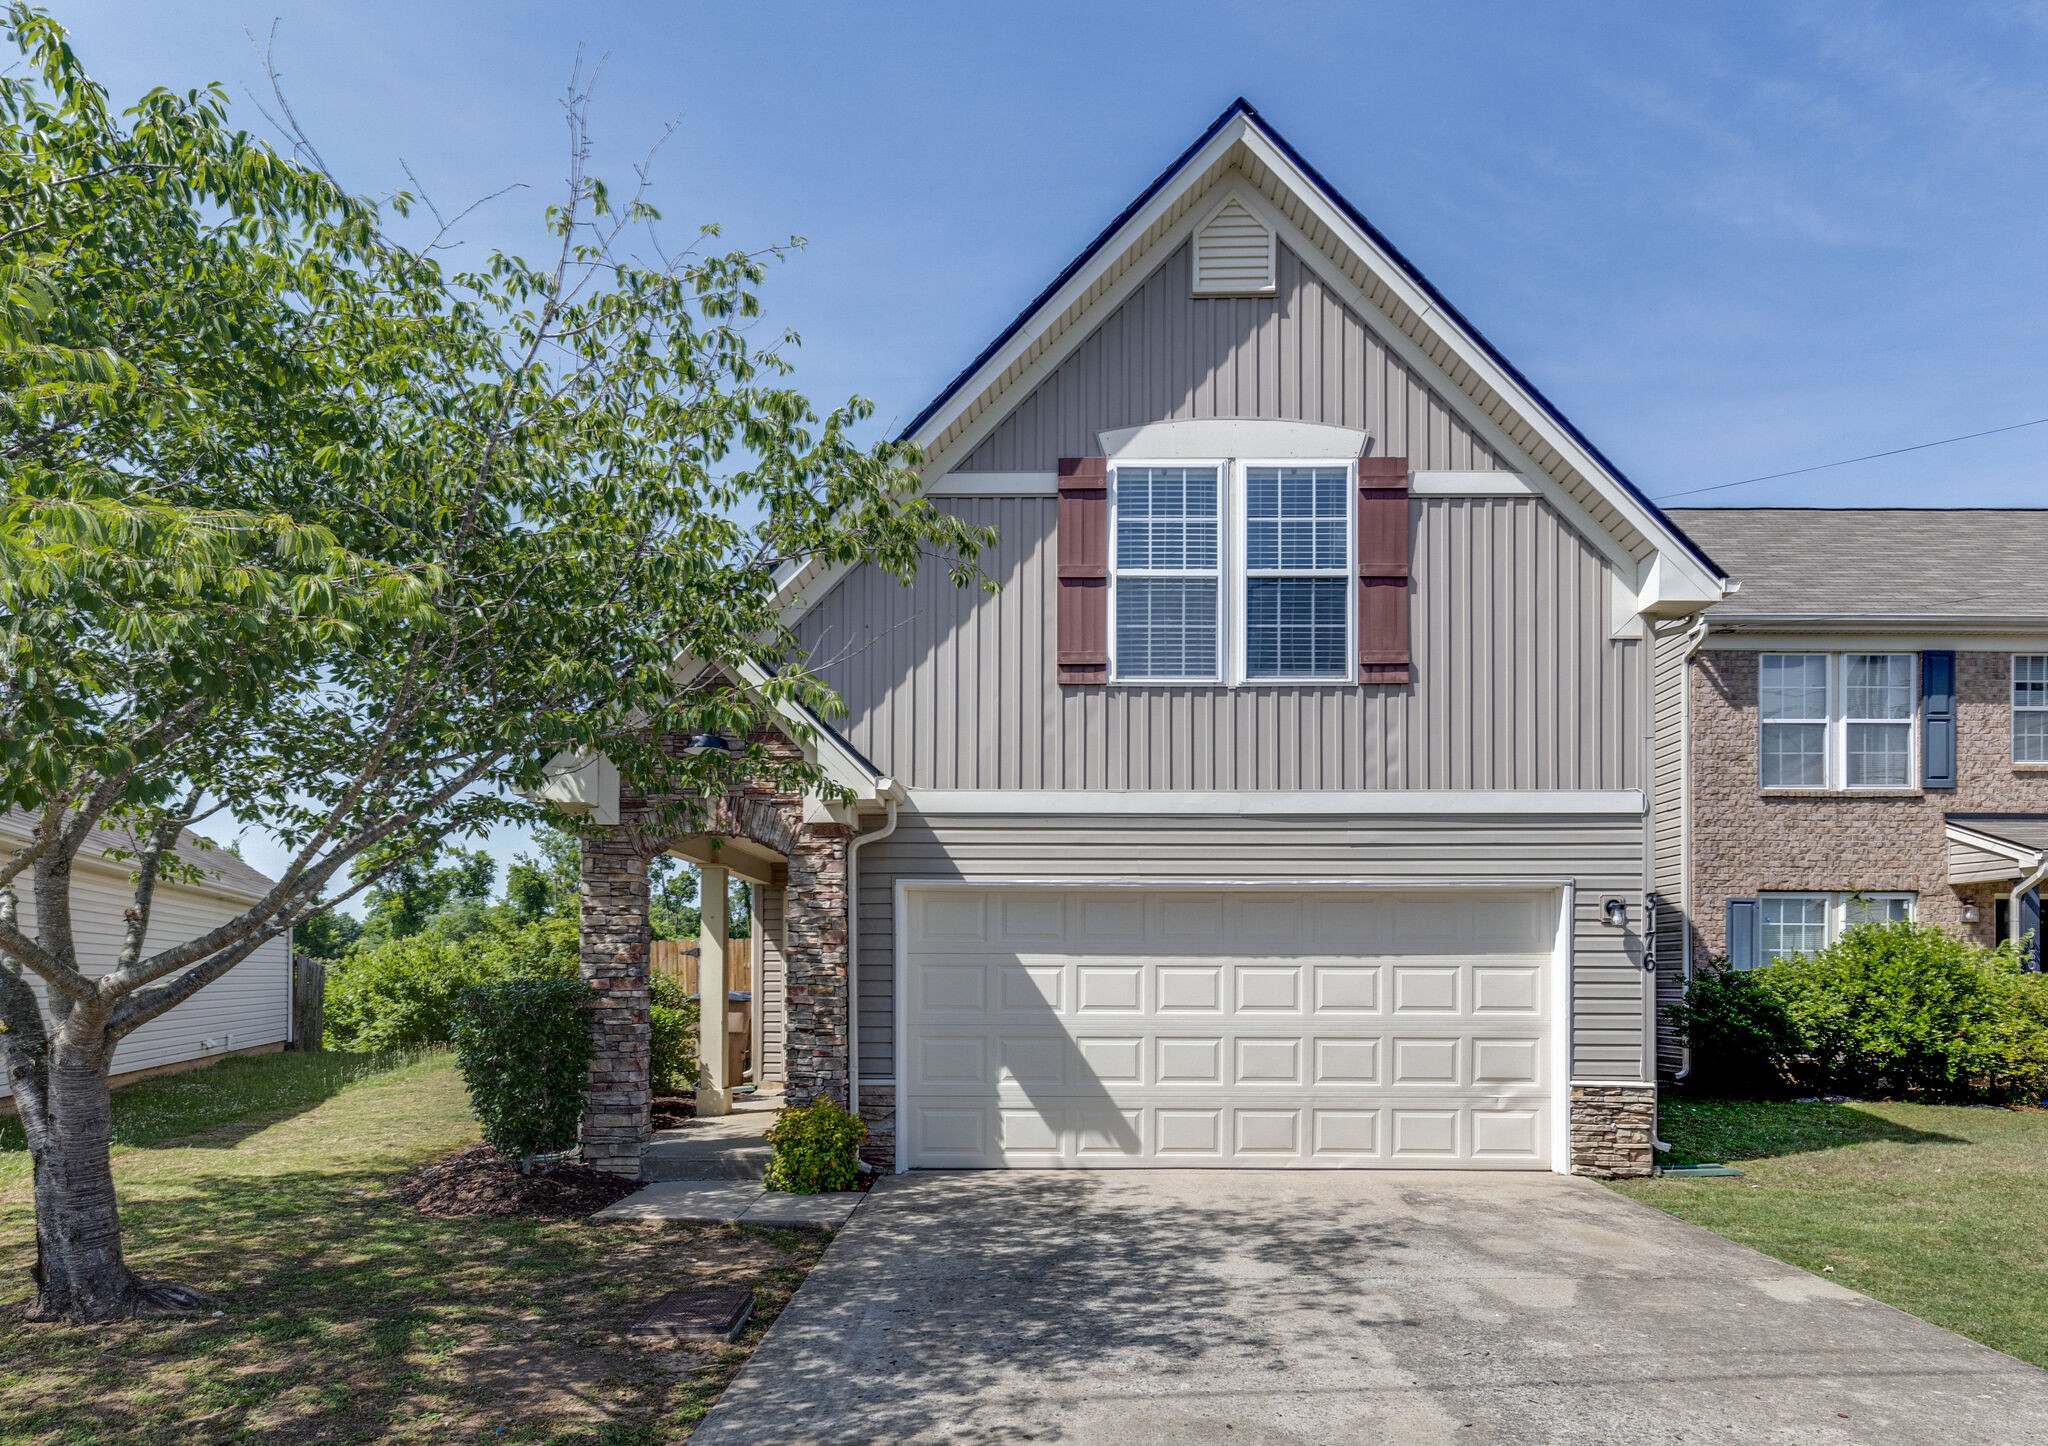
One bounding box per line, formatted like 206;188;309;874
1569;1084;1656;1178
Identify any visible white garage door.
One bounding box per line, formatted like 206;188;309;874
899;885;1559;1169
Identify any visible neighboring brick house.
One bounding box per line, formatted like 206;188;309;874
1648;508;2048;1078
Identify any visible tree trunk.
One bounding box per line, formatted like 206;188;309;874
23;1042;139;1320
19;1040;209;1323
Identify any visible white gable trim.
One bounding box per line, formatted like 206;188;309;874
895;112;1723;622
1099;418;1366;461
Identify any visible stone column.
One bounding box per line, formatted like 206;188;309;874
698;862;732;1116
782;823;851;1108
578;829;651;1176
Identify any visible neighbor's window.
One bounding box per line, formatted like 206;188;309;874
1243;465;1351;680
1754;892;1914;966
1759;653;1916;789
2016;655;2048;764
1112;465;1222;681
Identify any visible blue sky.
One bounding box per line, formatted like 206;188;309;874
50;1;2048;885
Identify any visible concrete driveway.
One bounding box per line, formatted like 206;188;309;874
691;1170;2048;1445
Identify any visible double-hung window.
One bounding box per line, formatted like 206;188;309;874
1754;892;1914;966
1109;460;1357;684
1243;465;1350;680
1759;653;1916;789
2015;655;2048;763
1111;465;1222;681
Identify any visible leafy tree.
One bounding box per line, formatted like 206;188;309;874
291;904;361;963
504;824;581;926
0;9;989;1322
355;846;496;949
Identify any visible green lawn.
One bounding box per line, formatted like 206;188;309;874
0;1052;826;1444
1614;1095;2048;1367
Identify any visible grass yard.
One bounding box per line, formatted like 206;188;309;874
0;1052;827;1444
1614;1095;2048;1368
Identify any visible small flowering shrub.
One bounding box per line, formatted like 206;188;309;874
764;1097;867;1193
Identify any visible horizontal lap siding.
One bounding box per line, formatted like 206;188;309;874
855;812;1647;1085
1650;627;1691;1077
799;495;1639;792
958;241;1506;473
3;861;289;1096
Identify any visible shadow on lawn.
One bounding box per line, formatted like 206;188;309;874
1660;1096;1968;1164
0;1160;820;1443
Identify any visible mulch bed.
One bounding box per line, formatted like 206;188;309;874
397;1145;642;1219
650;1094;697;1129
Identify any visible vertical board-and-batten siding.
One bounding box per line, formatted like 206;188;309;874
755;883;788;1083
854;812;1649;1084
954;241;1507;474
798;493;1638;792
1;859;290;1096
1649;625;1692;1077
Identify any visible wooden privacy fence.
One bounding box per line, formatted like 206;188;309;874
649;938;753;994
292;956;326;1050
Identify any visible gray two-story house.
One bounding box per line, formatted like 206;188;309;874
563;100;1731;1181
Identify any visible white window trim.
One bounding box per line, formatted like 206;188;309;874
1758;652;1919;791
1108;459;1226;685
1751;891;1917;967
1109;457;1357;687
1233;457;1356;686
2014;653;2048;764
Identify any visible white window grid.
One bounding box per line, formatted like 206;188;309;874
1752;891;1915;967
2015;655;2048;764
1758;652;1918;791
1108;458;1357;686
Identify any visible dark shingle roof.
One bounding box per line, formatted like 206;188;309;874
2;808;276;902
1668;509;2048;621
1949;814;2048;857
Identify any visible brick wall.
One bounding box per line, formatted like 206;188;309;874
1687;648;2047;963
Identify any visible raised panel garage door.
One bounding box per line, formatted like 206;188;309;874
899;886;1559;1169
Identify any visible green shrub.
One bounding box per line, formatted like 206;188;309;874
1667;964;1800;1096
1673;921;2048;1101
323;918;578;1051
451;977;595;1168
649;973;702;1096
323;932;484;1051
764;1097;867;1193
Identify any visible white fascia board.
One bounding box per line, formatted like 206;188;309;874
904;117;1255;460
1703;624;2048;652
1229;125;1727;608
531;749;621;827
728;657;884;802
905;788;1644;817
1946;821;2046;870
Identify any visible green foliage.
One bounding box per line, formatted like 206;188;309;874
649;973;702;1096
1673;922;2048;1100
1667;965;1802;1097
292;905;361;963
357;848;498;949
322;917;577;1051
504;825;582;926
450;978;594;1167
764;1097;867;1194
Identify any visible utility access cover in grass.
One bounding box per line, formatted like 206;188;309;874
630;1288;755;1343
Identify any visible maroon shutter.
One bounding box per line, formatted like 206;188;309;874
1357;455;1411;684
1056;456;1110;685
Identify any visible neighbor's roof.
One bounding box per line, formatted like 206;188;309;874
1;807;276;903
1949;814;2048;857
1669;508;2048;623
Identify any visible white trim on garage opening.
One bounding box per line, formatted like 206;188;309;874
890;875;1578;1175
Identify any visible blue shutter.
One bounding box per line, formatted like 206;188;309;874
1922;650;1957;789
1726;898;1760;971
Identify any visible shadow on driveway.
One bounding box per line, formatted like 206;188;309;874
692;1169;2048;1446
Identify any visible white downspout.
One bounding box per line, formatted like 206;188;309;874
844;780;901;1118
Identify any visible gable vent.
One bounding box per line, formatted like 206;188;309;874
1191;195;1276;297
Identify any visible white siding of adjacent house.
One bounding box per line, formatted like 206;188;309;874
1;854;290;1095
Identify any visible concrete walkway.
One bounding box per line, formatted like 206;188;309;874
591;1179;863;1229
691;1170;2048;1446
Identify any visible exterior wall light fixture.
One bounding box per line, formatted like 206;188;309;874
683;733;732;758
1602;897;1628;929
